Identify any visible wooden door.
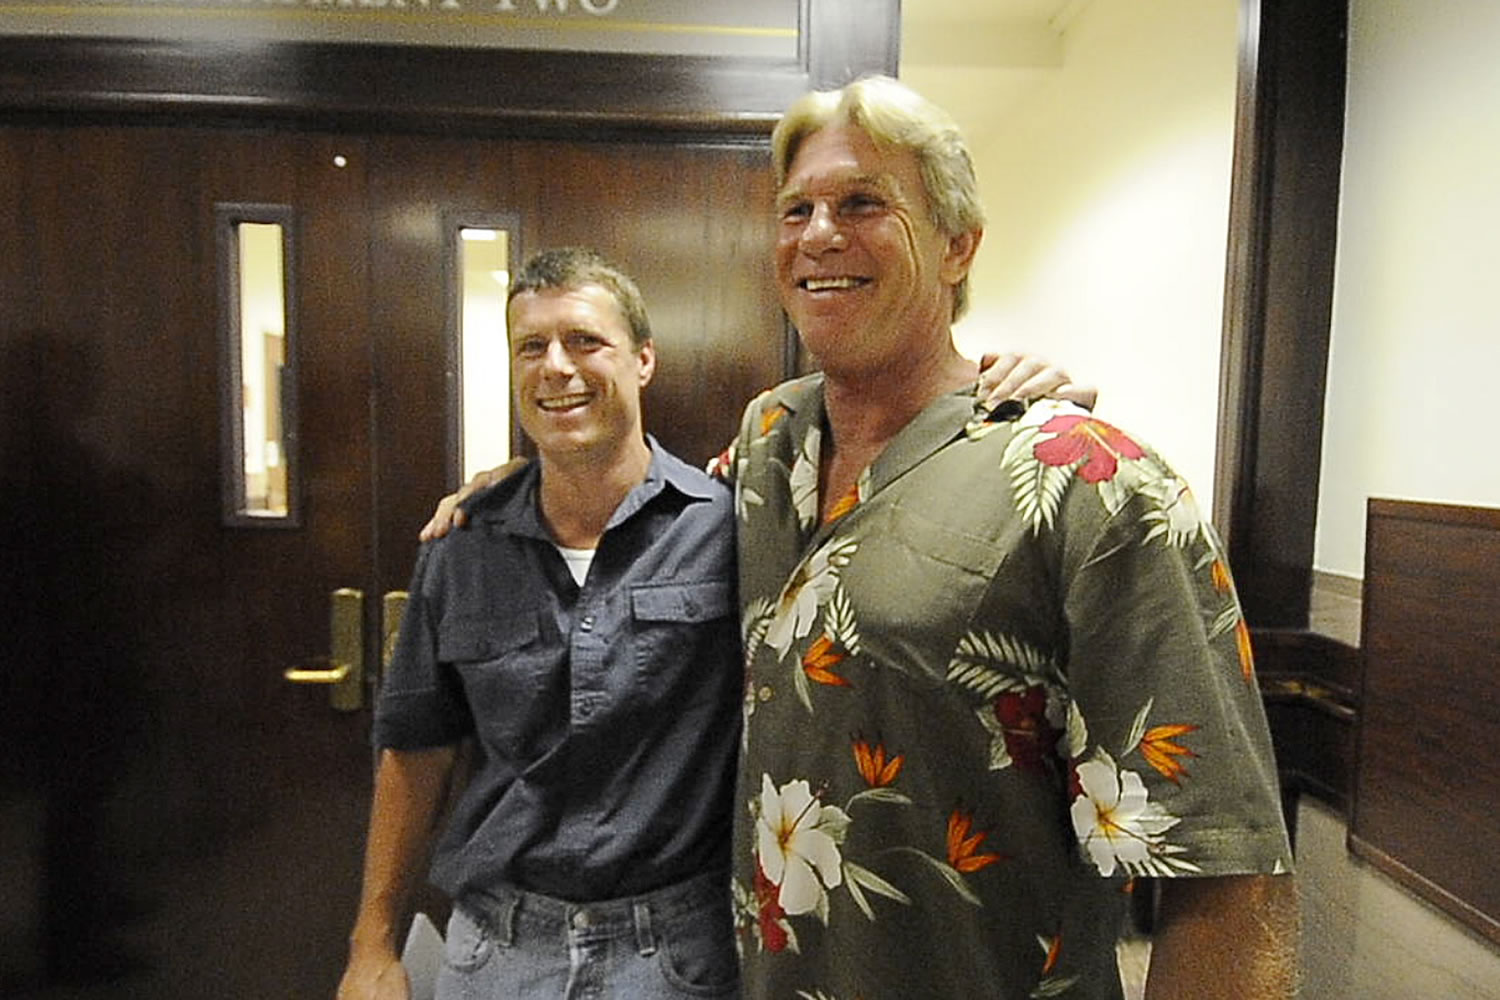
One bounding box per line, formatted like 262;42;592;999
0;124;392;998
0;123;781;998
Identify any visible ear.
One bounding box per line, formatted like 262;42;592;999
636;339;657;388
941;228;983;286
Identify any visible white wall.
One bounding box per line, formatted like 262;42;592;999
904;0;1239;511
1315;0;1500;577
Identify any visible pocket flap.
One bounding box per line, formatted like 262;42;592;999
437;611;539;661
630;580;731;623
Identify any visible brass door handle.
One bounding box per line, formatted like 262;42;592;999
284;587;364;711
284;658;351;684
382;591;409;670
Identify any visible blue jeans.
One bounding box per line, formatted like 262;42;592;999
435;869;740;999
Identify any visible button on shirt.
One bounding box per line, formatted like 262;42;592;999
373;438;741;902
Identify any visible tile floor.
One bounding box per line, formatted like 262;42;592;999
1117;798;1500;998
1295;798;1500;999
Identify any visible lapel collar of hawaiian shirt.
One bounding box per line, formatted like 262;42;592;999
788;382;978;553
768;377;976;493
760;374;824;439
861;387;978;500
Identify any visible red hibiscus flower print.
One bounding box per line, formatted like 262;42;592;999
706;446;733;481
993;685;1063;774
753;863;789;952
1033;414;1146;483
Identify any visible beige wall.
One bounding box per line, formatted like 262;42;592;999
1315;0;1500;577
903;0;1239;512
905;0;1500;583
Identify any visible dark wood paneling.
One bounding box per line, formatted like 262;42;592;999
0;39;787;134
1351;499;1500;946
365;133;783;590
1215;0;1348;629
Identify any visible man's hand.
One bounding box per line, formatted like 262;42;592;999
419;458;527;541
977;351;1098;413
336;746;461;1000
335;952;411;1000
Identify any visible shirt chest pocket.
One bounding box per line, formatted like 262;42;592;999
438;606;551;756
843;504;1010;681
436;611;540;664
629;579;734;677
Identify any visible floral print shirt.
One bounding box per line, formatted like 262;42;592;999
719;375;1292;1000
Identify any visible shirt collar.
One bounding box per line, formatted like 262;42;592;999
759;373;977;497
468;435;712;540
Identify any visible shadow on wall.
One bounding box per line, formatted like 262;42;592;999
0;330;157;991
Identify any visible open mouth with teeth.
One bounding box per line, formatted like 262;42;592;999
800;276;870;291
537;392;592;412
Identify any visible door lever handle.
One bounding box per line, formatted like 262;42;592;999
382;591;409;669
284;658;351;684
283;587;364;711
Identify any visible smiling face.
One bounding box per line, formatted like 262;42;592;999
774;123;978;379
508;282;655;464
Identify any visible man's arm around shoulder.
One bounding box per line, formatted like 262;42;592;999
336;745;460;1000
1145;872;1299;999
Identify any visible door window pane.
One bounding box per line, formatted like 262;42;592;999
217;204;299;526
456;224;514;482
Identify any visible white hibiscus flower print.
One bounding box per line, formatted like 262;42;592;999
1070;753;1195;878
788;425;822;531
756;774;851;918
764;538;857;662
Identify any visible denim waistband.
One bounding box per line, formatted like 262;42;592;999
457;867;728;952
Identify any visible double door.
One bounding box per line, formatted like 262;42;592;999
0;123;782;997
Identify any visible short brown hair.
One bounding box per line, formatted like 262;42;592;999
508;247;653;349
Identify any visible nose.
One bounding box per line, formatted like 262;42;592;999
799;202;845;253
541;337;575;376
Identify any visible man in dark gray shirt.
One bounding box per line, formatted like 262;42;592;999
337;248;742;1000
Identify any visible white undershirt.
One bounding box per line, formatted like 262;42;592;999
555;545;596;586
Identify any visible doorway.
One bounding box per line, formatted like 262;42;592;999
0;122;783;997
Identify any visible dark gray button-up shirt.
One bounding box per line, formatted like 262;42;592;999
374;438;741;902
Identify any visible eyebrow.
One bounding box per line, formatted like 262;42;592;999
775;171;897;211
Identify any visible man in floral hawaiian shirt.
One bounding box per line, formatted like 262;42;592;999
717;76;1297;999
423;78;1297;999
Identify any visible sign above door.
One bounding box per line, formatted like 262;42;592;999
0;0;799;58
0;0;897;131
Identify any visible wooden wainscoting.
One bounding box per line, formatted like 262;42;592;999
1350;498;1500;947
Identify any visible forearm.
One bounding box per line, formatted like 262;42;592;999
1144;873;1299;1000
346;745;460;958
